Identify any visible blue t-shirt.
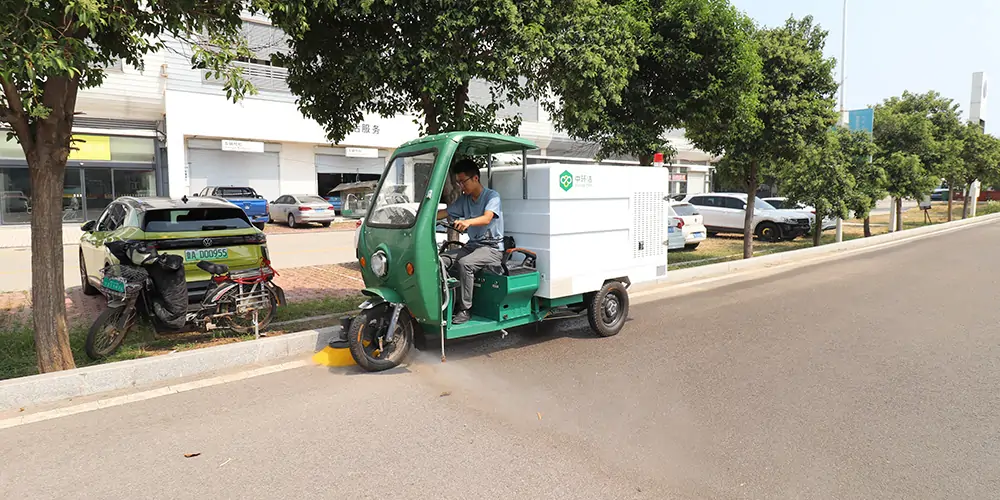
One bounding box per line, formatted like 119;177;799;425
447;188;504;250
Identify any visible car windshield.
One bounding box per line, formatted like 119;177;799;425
217;188;257;198
671;203;699;216
298;196;328;204
754;197;777;211
365;151;437;228
142;207;253;232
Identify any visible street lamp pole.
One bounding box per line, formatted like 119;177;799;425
835;0;847;242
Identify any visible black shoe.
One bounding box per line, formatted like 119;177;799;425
452;310;470;325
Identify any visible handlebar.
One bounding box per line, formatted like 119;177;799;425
438;220;467;234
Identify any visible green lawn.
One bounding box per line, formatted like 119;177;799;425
0;294;363;381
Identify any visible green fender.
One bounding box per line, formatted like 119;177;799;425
360;287;405;305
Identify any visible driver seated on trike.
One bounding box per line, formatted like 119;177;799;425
436;159;504;325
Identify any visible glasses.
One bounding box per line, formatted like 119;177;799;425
455;177;473;186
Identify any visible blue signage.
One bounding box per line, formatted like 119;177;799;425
848;108;874;134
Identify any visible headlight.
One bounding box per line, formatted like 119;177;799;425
776;217;790;223
371;250;388;277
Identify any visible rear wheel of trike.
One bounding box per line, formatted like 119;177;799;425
586;281;629;337
347;304;413;372
86;305;136;360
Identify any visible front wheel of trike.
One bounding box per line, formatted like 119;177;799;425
587;281;629;337
347;304;414;372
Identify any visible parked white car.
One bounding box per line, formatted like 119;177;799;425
681;193;813;242
270;194;337;227
668;200;707;249
354;218;469;249
762;197;836;232
666;206;686;251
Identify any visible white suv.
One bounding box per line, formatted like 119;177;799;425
680;193;813;242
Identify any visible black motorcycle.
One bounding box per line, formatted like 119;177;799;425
86;240;286;360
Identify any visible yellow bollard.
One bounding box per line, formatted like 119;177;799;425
311;339;356;367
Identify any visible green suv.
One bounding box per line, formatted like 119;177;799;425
79;196;271;301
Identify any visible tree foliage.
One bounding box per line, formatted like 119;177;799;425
568;0;761;164
958;122;1000;188
269;0;644;143
0;0;259;372
872;91;963;201
713;15;838;258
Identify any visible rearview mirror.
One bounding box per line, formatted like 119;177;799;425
80;220;96;232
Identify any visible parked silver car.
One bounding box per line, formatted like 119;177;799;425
270;194;337;227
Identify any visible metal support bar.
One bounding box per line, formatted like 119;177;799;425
385;303;403;342
488;154;494;189
522;148;528;200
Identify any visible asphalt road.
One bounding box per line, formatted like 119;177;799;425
5;220;1000;499
0;230;357;293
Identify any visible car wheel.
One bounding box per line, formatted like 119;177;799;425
707;232;718;237
287;214;297;228
684;243;700;251
755;222;782;242
253;222;266;231
80;251;100;296
321;221;332;228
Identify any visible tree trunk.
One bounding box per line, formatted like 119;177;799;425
962;184;970;219
812;216;822;246
638;153;654;166
947;179;953;222
453;80;469;130
895;197;903;231
742;162;758;259
863;216;871;237
29;150;75;372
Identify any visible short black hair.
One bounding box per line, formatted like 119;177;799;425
451;158;480;180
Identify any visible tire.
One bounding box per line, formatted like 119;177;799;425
80;251;100;296
219;285;278;335
253;222;266;231
755;221;782;242
707;232;718;237
86;305;135;360
321;221;332;228
684;243;700;251
347;304;414;372
287;214;297;228
587;281;629;337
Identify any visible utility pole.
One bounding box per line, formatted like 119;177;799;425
834;0;847;242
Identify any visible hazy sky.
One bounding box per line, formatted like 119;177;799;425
730;0;999;134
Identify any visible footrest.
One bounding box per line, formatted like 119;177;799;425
447;278;460;289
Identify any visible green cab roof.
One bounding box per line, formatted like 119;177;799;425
396;131;538;156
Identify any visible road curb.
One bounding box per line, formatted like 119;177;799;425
4;212;998;412
0;326;343;412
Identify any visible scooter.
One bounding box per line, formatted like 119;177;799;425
86;240;286;360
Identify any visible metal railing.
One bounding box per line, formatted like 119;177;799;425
202;61;289;93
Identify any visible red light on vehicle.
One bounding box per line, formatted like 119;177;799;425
299;206;312;211
677;219;685;229
328;205;335;210
356;220;362;228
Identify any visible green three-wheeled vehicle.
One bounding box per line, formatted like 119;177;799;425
343;131;670;371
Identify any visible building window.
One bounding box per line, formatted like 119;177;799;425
669;167;689;196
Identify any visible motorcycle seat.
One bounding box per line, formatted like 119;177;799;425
197;261;230;276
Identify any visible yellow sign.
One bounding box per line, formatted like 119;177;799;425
68;134;111;161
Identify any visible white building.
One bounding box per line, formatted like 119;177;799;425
0;14;717;225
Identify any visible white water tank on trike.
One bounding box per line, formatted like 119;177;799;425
489;163;670;298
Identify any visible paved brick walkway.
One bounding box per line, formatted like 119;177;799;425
0;262;364;327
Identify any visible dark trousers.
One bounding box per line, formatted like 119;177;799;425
442;245;502;312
